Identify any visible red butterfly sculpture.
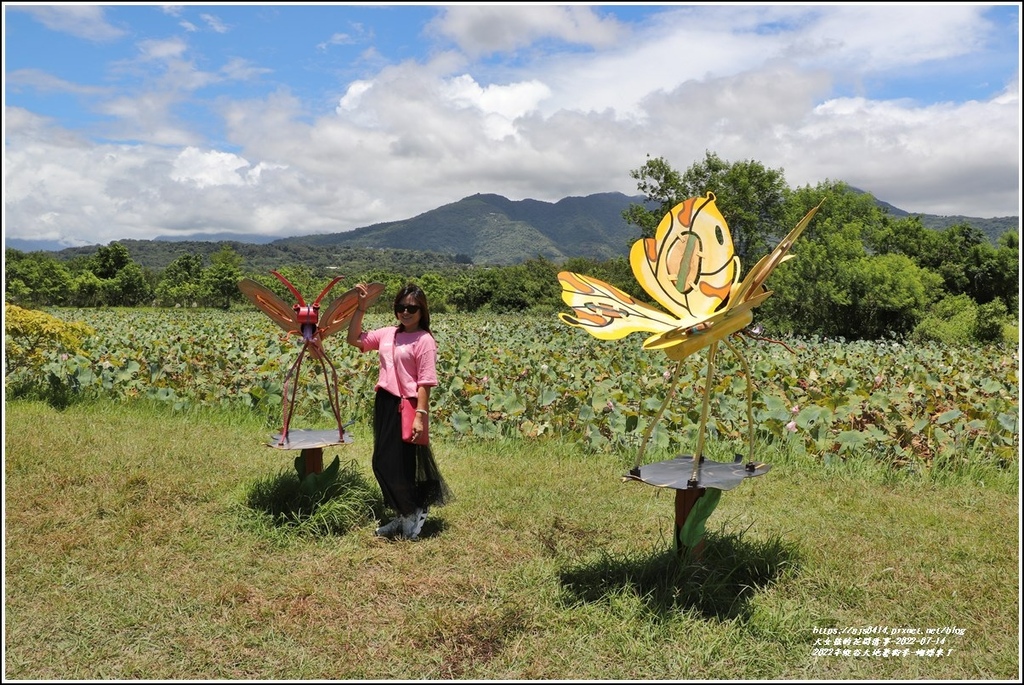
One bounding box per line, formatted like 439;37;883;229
239;271;384;446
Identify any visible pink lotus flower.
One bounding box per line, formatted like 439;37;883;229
786;420;797;433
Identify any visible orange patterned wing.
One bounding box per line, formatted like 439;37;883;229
239;278;298;334
557;271;680;341
630;193;740;323
318;282;386;339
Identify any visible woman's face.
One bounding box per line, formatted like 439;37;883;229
394;295;422;330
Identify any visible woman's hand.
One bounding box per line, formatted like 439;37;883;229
411;414;426;441
347;283;369;347
354;283;369;310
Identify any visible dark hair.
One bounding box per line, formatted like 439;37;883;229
394;283;431;332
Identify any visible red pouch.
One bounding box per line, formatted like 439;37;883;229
399;397;429;445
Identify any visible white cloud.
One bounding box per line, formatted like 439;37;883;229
3;4;1019;249
170;147;252;188
428;5;626;57
137;37;188;62
9;5;125;42
200;13;229;34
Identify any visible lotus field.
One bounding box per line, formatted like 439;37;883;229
28;307;1018;474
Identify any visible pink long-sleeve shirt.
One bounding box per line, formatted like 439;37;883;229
357;326;437;399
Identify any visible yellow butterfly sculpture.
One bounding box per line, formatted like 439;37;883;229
558;192;823;476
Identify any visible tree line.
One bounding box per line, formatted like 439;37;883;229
5;153;1018;345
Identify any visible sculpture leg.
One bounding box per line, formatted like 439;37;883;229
280;345;308;445
315;347;346;441
690;340;720;485
723;337;755;465
632;359;684;473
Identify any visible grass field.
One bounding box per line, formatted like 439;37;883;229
4;399;1020;680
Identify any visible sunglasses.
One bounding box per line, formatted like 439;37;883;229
394;304;421;314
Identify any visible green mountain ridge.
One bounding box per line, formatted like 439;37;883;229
17;190;1019;271
271;192;644;265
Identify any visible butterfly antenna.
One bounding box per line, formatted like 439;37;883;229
738;328;796;354
312;276;344;307
271;271;306;306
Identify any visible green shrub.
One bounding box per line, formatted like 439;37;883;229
972;299;1009;344
911;294;976;344
4;304;95;406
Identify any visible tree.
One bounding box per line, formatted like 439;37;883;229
848;254;938;339
162;253;204;286
4;249;74;307
622;155;684;239
89;242;132;279
623;151;789;266
111;262;153;306
759;182;870;337
156;254;205;307
201;245;244;309
448;269;496;312
416;272;452;313
70;271;105;307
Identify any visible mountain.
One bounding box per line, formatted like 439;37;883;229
12;191;1019;270
271;192;650;265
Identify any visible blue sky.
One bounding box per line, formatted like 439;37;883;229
3;3;1021;248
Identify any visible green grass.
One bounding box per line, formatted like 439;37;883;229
4;399;1019;680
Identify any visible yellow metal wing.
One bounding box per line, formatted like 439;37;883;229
558;193;824;361
630;193;739;324
557;272;679;340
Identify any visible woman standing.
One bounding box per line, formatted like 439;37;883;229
347;283;452;540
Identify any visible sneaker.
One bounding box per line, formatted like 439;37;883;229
402;507;428;540
374;516;405;537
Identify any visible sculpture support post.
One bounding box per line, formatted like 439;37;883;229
302;447;324;475
675;486;707;560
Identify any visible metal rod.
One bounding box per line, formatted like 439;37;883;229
723;337;755;464
633;359;684;472
691;340;719;483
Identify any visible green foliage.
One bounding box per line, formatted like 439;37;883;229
447;269;497;312
89;242;132;279
846;253;938;339
155;253;205;306
201;245;244;309
110;261;153;306
624;151;788;265
911;294;977;345
20;309;1019;478
972;299;1009;344
4;303;95;407
4;249;75;307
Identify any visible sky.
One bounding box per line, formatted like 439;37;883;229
3;3;1021;250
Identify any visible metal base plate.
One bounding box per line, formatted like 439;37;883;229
266;429;353;450
623;454;771;491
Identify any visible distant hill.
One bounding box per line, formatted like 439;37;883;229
11;190;1018;270
857;191;1017;243
271;192;650;265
